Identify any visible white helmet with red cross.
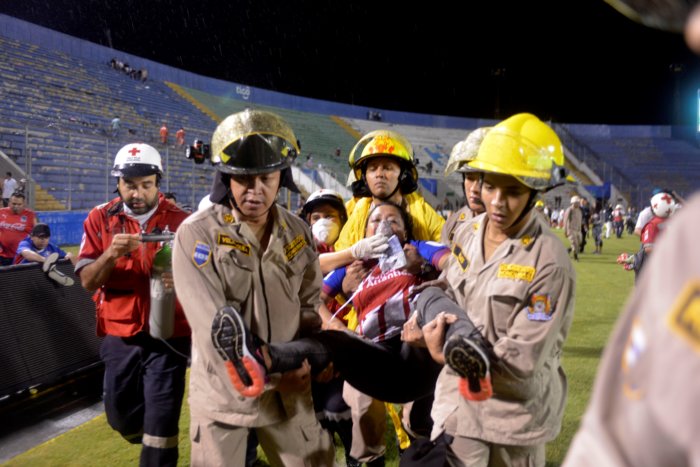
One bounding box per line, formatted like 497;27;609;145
650;192;676;218
112;143;163;178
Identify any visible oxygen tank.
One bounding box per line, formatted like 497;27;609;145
149;227;175;339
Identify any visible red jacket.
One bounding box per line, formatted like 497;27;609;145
77;194;190;338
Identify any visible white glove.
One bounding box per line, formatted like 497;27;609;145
349;234;389;259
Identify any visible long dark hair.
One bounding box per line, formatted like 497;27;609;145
365;201;414;243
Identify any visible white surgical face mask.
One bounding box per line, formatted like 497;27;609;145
312;217;340;245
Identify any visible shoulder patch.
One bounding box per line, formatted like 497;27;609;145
621;318;646;400
192;241;211;268
451;244;469;271
527;294;553;321
498;263;536;282
667;280;700;353
217;234;250;255
284;234;307;261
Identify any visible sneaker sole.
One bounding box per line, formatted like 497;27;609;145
444;336;489;393
211;307;265;398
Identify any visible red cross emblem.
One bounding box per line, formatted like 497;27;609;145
660;193;673;204
128;147;141;156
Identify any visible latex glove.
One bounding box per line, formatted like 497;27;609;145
349;234;389;259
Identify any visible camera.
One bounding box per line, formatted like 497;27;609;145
185;139;211;164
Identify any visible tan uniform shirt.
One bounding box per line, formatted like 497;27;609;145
564;193;700;467
440;205;477;247
564;206;582;238
172;203;322;427
435;212;576;445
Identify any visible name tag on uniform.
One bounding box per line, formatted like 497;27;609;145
284;235;307;261
497;264;535;282
192;241;211;268
217;234;251;255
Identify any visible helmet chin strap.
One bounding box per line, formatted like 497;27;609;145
508;190;538;230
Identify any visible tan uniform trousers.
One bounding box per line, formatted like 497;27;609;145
343;382;387;462
444;413;545;467
189;408;335;467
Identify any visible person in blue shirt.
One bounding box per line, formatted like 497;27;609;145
13;223;74;265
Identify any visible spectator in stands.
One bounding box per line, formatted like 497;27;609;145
175;127;185;147
0;191;36;266
160;123;169;145
426;160;433;174
111;116;121;139
140;68;148;82
75;143;190;466
2;171;18;207
13;223;75;265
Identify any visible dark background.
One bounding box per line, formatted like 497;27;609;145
2;0;699;125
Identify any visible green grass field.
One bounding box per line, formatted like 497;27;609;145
6;231;639;466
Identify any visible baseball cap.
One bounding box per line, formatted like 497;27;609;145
31;223;51;238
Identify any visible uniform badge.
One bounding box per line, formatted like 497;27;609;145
217;234;250;255
458;212;466;221
667;279;700;353
452;244;469;271
527;293;552;321
498;264;536;282
192;241;211;268
223;213;234;224
621;318;646;400
284;234;307;261
472;222;480;231
521;235;532;246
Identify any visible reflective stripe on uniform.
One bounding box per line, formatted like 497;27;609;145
142;433;179;449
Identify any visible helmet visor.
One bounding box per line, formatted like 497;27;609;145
216;133;297;174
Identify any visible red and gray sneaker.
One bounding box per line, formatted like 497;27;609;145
444;330;493;401
211;306;266;398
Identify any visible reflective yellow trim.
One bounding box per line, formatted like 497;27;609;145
142;433;179;449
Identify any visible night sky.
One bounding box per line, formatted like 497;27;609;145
2;0;699;125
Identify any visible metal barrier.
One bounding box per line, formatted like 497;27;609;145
0;260;101;397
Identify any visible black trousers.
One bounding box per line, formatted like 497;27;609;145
268;287;475;404
100;333;190;467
